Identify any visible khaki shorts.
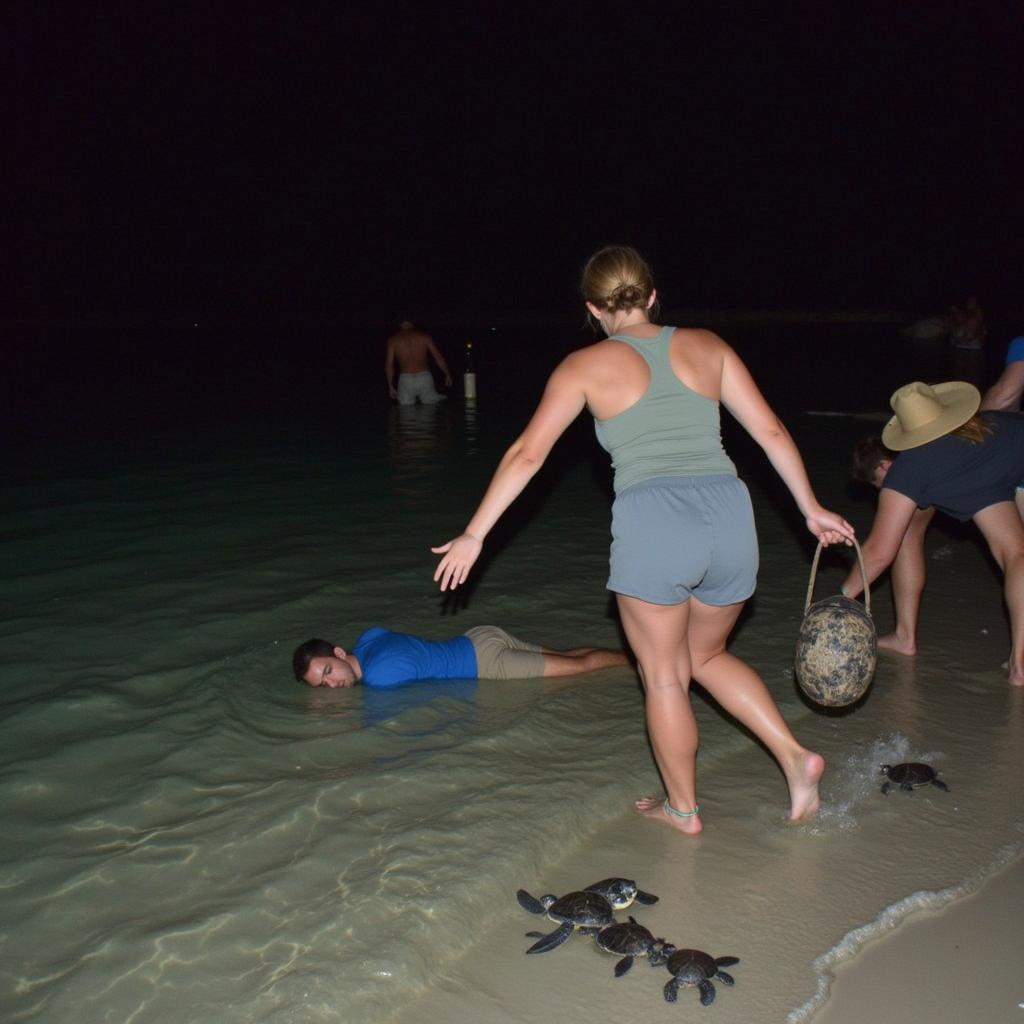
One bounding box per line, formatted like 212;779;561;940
464;625;545;680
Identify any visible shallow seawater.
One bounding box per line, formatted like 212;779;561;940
2;319;1021;1023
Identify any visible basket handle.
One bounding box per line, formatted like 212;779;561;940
804;537;870;616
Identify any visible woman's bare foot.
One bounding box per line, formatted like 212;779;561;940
635;795;703;835
1009;665;1024;687
785;751;825;822
877;631;917;656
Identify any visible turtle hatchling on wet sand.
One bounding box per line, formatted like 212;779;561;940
593;917;673;977
663;948;740;1006
880;762;950;795
583;877;659;908
517;888;616;954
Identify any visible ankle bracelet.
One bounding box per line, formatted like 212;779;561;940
663;798;700;819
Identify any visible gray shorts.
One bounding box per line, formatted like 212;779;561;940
464;625;545;680
607;474;758;606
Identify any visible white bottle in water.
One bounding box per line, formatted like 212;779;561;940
463;341;477;399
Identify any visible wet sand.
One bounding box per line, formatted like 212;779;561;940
390;412;1024;1024
815;853;1024;1023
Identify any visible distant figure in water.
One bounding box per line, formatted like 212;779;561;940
292;627;627;688
385;320;452;405
846;381;1024;686
948;296;986;351
431;245;853;834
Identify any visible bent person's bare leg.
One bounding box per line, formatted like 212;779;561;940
878;506;935;656
974;502;1024;686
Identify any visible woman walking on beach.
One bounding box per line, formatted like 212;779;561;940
432;246;853;833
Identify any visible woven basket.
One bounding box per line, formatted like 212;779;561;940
794;539;877;707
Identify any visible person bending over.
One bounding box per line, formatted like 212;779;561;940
293;625;627;688
846;381;1024;686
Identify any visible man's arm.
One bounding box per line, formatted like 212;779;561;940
426;337;453;388
385;340;398;398
981;361;1024;411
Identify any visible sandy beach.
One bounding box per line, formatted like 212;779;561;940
816;853;1024;1023
4;330;1021;1024
388;410;1024;1024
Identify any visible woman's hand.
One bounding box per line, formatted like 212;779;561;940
805;507;855;547
432;534;483;591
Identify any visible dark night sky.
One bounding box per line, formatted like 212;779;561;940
5;3;1022;325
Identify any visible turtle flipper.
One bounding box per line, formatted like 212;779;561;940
516;889;546;914
663;978;680;1003
901;782;914;792
881;781;892;795
634;889;659;905
613;955;634;977
716;969;735;986
932;779;950;792
525;922;573;954
524;931;545;938
699;980;716;1006
715;956;739;968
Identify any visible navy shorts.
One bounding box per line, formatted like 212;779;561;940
607;474;758;606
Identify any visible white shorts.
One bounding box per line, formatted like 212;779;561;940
397;372;445;405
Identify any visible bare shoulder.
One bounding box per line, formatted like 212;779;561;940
675;326;731;352
555;338;627;377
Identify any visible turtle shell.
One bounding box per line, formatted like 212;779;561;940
547;890;615;926
596;920;655;957
886;762;937;785
666;948;717;984
795;595;877;707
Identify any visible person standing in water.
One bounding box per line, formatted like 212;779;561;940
432;245;853;834
385;320;453;404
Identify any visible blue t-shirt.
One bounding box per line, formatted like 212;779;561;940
883;411;1024;521
1005;336;1024;364
352;627;478;688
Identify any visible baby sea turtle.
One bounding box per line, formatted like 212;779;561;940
593;916;673;977
880;762;950;795
517;888;616;954
584;877;658;908
663;948;740;1006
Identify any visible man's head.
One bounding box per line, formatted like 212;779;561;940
292;638;361;688
852;437;896;489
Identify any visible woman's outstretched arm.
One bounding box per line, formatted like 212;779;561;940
719;342;854;546
433;358;588;591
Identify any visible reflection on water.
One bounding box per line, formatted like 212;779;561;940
387;401;453;504
947;345;987;390
463;396;478;455
361;678;478;728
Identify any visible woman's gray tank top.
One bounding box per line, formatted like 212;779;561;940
593;325;736;494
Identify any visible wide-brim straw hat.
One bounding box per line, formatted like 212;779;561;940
881;381;981;451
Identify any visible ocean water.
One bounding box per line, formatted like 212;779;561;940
2;319;1021;1023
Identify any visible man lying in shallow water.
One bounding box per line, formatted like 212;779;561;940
292;625;628;689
